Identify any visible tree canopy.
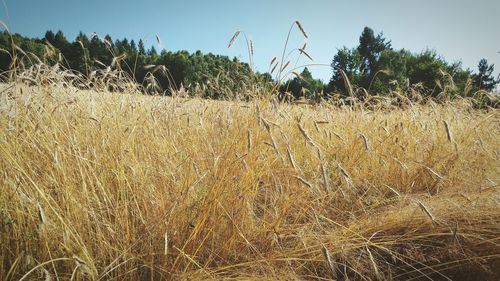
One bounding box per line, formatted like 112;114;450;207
0;28;497;100
472;59;499;91
328;27;498;97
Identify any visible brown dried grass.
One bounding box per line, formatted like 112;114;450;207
0;80;499;280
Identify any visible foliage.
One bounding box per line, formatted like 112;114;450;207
327;47;362;94
0;28;497;101
357;26;392;76
472;58;499;91
0;30;256;98
328;27;486;97
281;67;324;100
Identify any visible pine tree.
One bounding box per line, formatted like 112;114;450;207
53;30;70;54
138;39;146;56
130;40;137;54
148;46;157;56
357;27;391;75
472;59;498;91
44;30;55;44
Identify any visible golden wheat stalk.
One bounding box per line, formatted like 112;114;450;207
227;31;240;48
37;203;46;224
361;134;371;152
366;247;381;279
295;21;308;39
247;129;252;151
321;244;338;279
418;201;436;222
270;61;279;74
280;61;291;72
443;120;453;143
269;56;277;66
298;48;314;62
297;122;317;148
294;175;312;188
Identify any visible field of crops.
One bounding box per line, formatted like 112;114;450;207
0;83;499;280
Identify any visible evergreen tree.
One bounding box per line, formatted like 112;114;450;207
0;31;12;71
357;27;391;75
148;46;157;56
130;40;137;54
472;59;498;91
118;38;131;54
283;67;323;99
52;30;70;60
67;32;91;73
76;32;90;46
103;35;113;48
138;39;146;55
328;27;472;96
328;47;362;94
44;30;55;44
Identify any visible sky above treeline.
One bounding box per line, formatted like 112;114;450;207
2;0;500;82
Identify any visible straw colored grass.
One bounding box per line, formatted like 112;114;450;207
0;82;499;280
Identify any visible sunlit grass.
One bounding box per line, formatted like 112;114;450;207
1;81;499;280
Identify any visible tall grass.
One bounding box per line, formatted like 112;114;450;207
0;19;499;280
1;79;499;280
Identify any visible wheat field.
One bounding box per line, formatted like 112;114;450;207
0;82;499;280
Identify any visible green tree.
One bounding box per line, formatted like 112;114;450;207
66;32;92;74
53;30;70;56
0;30;261;98
283;67;324;99
130;40;137;54
328;47;362;94
89;35;110;66
147;46;158;57
472;59;498;91
0;31;45;73
370;49;412;93
357;27;391;76
328;27;472;97
0;31;12;72
406;50;449;94
328;27;392;95
115;38;131;54
138;39;146;56
44;30;55;44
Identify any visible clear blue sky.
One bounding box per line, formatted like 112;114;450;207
2;0;500;82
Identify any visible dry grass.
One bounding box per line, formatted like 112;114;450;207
0;82;499;280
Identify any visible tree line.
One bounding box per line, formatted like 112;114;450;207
327;27;498;97
0;27;498;99
0;30;263;98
